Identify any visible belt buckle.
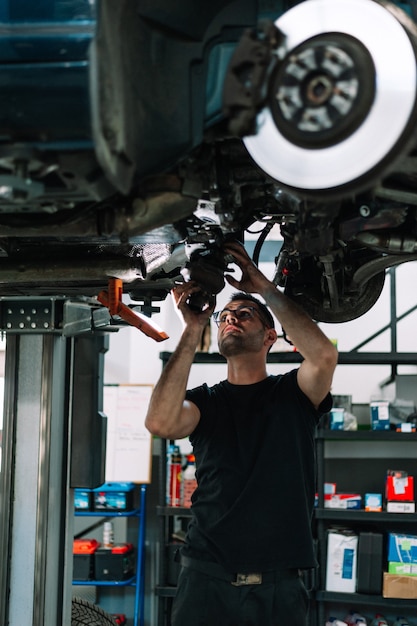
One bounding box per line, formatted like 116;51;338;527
231;572;262;586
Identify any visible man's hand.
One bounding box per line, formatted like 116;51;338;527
223;241;273;296
172;281;215;328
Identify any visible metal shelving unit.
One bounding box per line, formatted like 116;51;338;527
315;429;417;624
73;484;147;626
315;590;417;611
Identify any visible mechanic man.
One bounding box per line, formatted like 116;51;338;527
145;240;338;626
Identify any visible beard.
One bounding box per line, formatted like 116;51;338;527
218;329;265;357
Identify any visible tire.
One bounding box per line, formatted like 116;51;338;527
71;597;116;626
301;271;385;323
285;269;386;323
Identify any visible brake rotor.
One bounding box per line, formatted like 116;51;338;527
243;0;417;198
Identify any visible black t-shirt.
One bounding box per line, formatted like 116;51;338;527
183;369;332;573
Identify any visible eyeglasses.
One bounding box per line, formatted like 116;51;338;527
212;305;267;327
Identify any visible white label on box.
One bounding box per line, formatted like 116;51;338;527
370;401;389;419
393;476;408;494
378;405;389;419
387;501;416;513
389;562;417;575
325;498;349;509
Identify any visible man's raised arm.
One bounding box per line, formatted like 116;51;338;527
224;241;338;408
144;281;214;440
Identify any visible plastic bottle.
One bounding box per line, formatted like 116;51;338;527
103;521;114;548
392;619;409;626
168;445;182;507
344;612;366;625
370;616;387;626
182;454;197;507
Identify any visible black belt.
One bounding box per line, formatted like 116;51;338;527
180;555;300;587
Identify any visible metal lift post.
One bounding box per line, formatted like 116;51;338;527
0;297;109;626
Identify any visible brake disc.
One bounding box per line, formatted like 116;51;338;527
243;0;417;199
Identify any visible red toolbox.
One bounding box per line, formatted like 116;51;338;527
73;539;100;581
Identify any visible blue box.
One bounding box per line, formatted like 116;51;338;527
364;493;382;512
370;401;390;430
388;533;417;564
330;408;345;430
93;482;135;512
74;489;92;511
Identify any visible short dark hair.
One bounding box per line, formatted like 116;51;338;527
228;292;275;329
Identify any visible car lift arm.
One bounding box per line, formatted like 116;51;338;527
97;278;169;342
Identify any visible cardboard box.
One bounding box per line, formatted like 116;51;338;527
325;529;358;592
324;494;362;509
388;562;417;576
74;489;92;511
396;423;416;433
370;401;390;430
93;482;135;512
330;408;345;430
383;572;417;598
387;501;415;513
388;533;417;564
364;493;382;512
386;474;414;502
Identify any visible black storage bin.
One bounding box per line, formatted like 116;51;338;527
356;531;383;594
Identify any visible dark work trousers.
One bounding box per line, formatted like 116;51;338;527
171;564;309;626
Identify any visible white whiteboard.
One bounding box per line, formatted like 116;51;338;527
104;384;153;483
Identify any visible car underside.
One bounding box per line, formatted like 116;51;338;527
2;0;417;330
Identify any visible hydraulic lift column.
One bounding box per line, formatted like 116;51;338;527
0;298;109;626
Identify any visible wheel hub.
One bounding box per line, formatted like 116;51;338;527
271;36;375;148
244;0;417;197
